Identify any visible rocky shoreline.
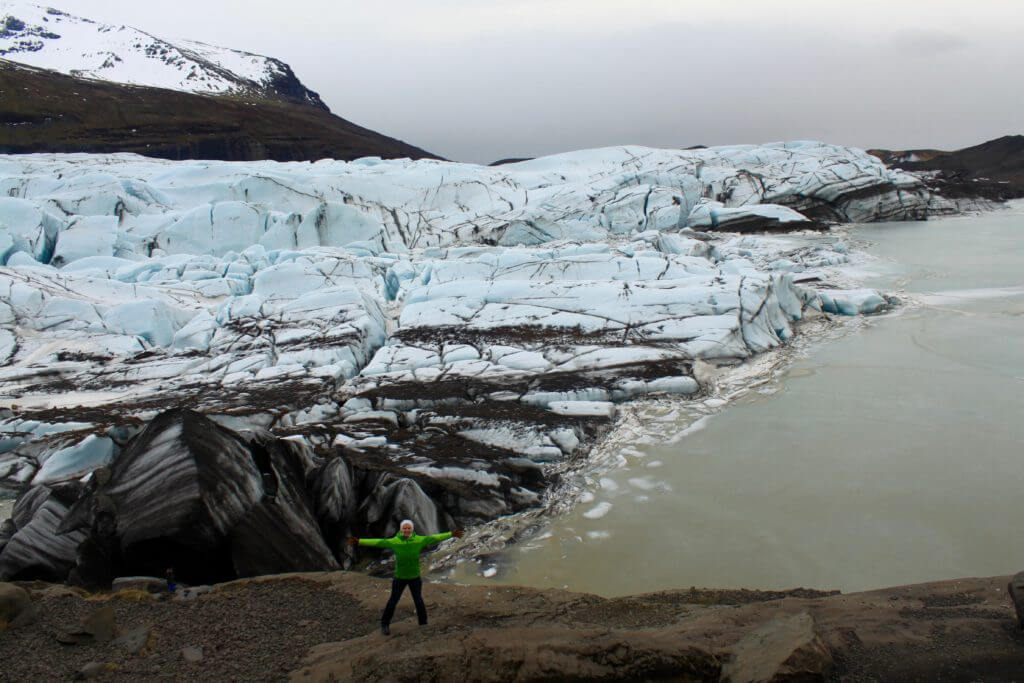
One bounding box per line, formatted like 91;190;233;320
2;571;1023;681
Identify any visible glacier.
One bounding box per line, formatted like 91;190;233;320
0;141;949;581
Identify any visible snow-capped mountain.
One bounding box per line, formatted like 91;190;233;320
0;1;325;107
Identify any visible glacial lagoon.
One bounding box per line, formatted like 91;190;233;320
459;205;1024;595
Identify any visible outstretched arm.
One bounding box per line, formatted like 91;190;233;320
348;537;394;548
423;529;464;545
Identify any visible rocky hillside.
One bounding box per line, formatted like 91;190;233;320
1;572;1023;681
0;3;438;161
0;60;438;161
869;135;1024;201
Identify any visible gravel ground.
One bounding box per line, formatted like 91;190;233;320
0;579;374;682
4;573;1024;682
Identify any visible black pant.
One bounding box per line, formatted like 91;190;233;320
381;577;427;626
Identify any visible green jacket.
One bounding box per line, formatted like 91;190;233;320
358;531;453;579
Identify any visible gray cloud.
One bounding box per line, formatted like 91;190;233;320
59;0;1024;162
889;30;972;55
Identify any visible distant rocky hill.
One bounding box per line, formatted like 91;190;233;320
488;157;533;166
0;61;438;161
869;135;1024;201
0;3;439;161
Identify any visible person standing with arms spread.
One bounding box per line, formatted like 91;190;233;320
349;519;464;635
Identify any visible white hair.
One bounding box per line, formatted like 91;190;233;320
400;519;414;528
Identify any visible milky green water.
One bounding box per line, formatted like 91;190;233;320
459;208;1024;595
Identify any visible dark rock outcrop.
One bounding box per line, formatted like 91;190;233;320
0;60;440;162
262;57;328;110
1007;570;1024;629
870;135;1024;201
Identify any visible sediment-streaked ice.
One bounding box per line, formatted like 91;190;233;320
0;143;921;558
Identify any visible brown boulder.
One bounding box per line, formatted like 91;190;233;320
181;646;204;664
74;662;117;680
720;612;832;683
57;604;117;644
0;581;35;630
114;624;155;655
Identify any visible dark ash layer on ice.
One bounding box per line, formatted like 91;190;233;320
0;142;961;582
0;253;882;584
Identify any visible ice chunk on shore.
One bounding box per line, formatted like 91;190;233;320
819;289;886;315
547;401;617;418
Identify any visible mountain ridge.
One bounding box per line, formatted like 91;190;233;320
868;135;1024;200
0;1;326;108
0;58;440;162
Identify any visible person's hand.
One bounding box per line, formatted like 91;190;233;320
347;536;359;546
453;529;464;539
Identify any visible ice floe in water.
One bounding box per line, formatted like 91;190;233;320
583;502;613;519
919;287;1024;305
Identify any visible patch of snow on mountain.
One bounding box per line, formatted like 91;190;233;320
0;1;322;105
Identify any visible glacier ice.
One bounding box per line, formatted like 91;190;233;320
0;142;940;573
32;435;117;486
818;289;887;315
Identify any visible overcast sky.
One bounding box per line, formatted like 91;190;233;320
62;0;1024;163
